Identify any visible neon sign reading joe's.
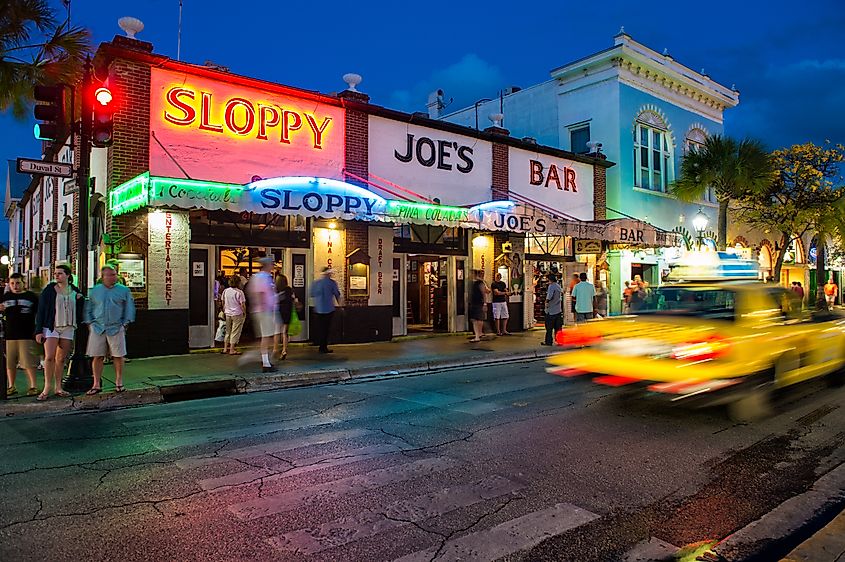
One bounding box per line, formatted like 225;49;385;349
163;86;334;148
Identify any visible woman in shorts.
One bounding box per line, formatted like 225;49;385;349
34;265;84;400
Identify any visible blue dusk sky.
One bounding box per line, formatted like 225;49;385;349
2;0;844;191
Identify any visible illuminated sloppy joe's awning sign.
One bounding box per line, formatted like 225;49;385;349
108;173;676;245
149;68;345;184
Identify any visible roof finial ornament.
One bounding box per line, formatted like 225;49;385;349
619;26;625;34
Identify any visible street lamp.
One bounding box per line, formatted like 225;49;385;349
692;208;709;250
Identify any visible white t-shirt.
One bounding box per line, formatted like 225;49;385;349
222;287;246;316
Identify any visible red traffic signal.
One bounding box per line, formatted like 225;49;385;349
33;84;66;141
92;86;115;148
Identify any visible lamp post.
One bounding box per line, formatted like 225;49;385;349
692;209;709;250
63;57;94;392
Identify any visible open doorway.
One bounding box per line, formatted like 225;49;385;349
407;255;449;333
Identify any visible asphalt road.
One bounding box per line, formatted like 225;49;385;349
1;359;843;562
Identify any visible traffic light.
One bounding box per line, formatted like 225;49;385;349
92;86;115;148
33;85;66;141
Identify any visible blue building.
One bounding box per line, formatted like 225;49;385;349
440;32;740;314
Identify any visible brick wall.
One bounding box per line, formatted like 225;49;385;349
104;53;153;308
593;166;607;220
491;143;509;201
339;91;370;308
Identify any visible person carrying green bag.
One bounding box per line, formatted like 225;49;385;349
274;274;299;361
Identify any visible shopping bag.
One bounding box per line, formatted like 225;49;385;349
288;309;302;337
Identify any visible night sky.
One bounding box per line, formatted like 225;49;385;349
3;0;844;194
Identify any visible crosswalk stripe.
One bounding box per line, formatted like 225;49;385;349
266;475;524;555
150;416;344;451
621;537;679;561
228;456;458;521
197;443;407;491
392;502;599;562
175;428;375;470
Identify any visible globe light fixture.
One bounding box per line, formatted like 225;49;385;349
692;209;709;249
0;255;9;266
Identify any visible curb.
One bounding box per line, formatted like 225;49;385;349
2;348;556;418
709;461;845;561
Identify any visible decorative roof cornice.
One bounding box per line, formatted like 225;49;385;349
551;34;739;123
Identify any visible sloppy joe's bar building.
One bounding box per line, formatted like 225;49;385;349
94;36;671;357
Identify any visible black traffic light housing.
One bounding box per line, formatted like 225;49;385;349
33;84;66;141
91;86;115;148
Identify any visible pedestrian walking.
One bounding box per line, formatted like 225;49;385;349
491;272;511;336
34;264;84;400
572;272;597;322
310;267;341;353
622;280;633;314
221;276;246;355
2;273;39;397
248;256;278;372
274;274;296;360
542;273;562;346
84;265;136;395
824;276;838;308
469;269;491;342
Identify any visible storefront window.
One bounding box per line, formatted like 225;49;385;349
189;210;310;247
525;234;573;257
394;225;467;254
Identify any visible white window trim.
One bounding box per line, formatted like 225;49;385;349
633;120;674;192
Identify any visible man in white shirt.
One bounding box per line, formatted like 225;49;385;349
247;257;278;372
571;272;596;323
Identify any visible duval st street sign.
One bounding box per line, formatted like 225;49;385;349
16;158;73;178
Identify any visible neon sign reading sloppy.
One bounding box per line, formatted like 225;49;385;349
163;86;333;148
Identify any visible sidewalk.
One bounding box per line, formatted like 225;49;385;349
2;329;555;416
781;506;845;561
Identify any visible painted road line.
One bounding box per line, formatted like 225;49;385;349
228;456;458;521
197;443;407;491
266;475;524;555
175;428;375;469
393;502;599;562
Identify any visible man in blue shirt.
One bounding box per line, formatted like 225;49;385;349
572;272;596;323
84;265;136;394
310;267;341;353
542;273;562;346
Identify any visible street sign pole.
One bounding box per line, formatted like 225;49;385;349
63;57;93;392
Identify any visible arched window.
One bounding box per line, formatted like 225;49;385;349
633;110;674;192
685;127;714;202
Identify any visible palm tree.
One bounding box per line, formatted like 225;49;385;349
1;0;91;119
671;135;773;250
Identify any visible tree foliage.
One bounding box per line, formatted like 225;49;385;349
0;0;91;118
732;142;845;284
672;135;773;250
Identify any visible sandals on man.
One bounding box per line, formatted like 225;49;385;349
86;388;102;396
115;385;126;393
54;390;71;398
6;386;17;396
36;392;49;401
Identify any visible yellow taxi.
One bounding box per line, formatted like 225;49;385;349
547;253;845;420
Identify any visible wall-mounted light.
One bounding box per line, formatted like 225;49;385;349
328;221;337;230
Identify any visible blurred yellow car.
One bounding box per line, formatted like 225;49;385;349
547;279;845;420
